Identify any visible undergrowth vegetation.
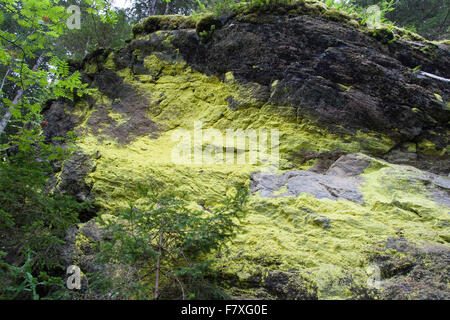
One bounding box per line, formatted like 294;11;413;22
85;182;249;300
190;0;422;40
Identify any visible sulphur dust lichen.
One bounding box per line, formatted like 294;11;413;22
69;51;448;299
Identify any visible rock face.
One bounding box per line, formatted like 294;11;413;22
371;237;450;300
45;3;449;299
250;154;368;204
187;15;449;145
251;153;450;208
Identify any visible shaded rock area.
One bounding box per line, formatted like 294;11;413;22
43;54;162;145
84;68;162;144
54;151;96;202
167;11;449;169
250;154;369;204
223;270;318;300
42;99;77;144
369;237;450;300
47;150;99;222
46;5;450;173
59;220;111;294
60;220;107;275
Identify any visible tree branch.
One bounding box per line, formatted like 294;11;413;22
0;52;45;135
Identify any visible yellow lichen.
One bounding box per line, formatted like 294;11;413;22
417;139;447;156
103;52;116;70
69;52;448;299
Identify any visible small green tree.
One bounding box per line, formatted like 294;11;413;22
350;0;449;40
0;0;118;300
0;131;95;299
96;182;249;300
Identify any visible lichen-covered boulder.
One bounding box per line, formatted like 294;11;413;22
45;3;449;299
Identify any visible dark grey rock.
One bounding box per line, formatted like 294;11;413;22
262;270;317;300
80;220;107;242
60;226;79;267
326;154;371;177
55;151;95;202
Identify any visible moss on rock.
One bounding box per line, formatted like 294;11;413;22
196;14;223;35
50;8;450;299
67;54;448;298
133;15;196;37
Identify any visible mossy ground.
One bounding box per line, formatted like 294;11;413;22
132;15;196;37
131;0;428;44
69;46;448;299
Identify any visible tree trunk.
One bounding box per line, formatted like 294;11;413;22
154;226;164;300
83;36;91;59
0;68;10;93
0;53;45;136
440;9;449;32
150;0;157;16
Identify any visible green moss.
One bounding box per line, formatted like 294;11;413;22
392;26;425;41
72;54;398;208
322;7;352;23
432;39;450;45
365;27;395;43
129;0;431;46
73;232;91;266
434;93;443;102
404;142;416;153
108;109;128;126
417;139;447;156
338;83;353;91
273;185;288;196
360;159;448;221
103;52;116;70
196;14;222;35
84;62;98;75
224;71;235;84
213;157;449;299
132;15;196;37
419;44;438;57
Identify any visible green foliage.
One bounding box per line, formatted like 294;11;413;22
54;2;132;61
0;0;117;143
94;182;249;299
0;133;93;299
0;251;42;300
127;0;198;23
0;0;115;300
350;0;449;40
198;22;216;39
193;0;295;16
0;250;67;300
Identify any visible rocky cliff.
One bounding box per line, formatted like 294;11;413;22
44;1;449;299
